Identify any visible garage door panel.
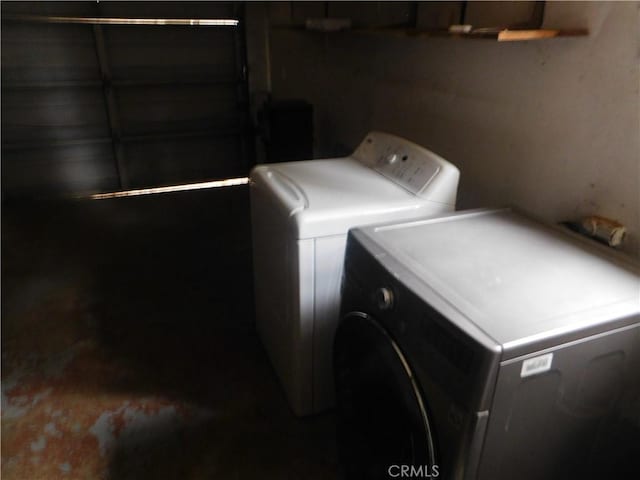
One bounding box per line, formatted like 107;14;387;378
1;1;97;17
2;143;118;195
1;23;100;84
123;137;243;188
2;87;110;143
116;85;240;135
96;1;235;20
1;2;251;198
105;27;237;81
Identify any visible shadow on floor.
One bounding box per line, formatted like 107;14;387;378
1;187;338;479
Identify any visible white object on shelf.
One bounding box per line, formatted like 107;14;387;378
449;24;473;33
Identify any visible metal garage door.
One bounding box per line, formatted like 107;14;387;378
1;1;252;198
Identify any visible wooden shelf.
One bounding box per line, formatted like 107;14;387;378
275;25;589;42
352;27;589;42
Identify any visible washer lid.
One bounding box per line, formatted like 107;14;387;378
251;157;453;239
359;209;640;351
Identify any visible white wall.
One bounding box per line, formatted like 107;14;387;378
266;1;640;257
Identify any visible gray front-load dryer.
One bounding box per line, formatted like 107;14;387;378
334;208;640;480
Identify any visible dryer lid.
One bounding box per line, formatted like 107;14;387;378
356;209;640;351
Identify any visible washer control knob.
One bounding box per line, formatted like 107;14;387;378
386;153;398;165
375;287;395;311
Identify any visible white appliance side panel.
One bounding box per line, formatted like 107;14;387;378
293;238;316;415
251;183;314;415
312;234;348;413
478;323;640;480
251;184;292;383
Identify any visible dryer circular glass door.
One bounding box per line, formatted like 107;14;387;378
334;311;437;479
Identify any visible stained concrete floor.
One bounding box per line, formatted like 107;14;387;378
1;186;338;479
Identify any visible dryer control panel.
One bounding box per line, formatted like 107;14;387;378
352;131;448;197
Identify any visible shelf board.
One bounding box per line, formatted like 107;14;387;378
275;25;589;42
354;27;589;42
484;28;588;42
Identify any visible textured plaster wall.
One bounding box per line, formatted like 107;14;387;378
266;2;640;257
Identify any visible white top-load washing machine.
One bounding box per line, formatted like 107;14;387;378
250;131;460;416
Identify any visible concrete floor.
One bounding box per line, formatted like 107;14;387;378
1;186;338;479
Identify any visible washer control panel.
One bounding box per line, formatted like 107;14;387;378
374;144;440;196
353;132;442;196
